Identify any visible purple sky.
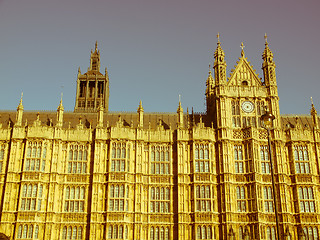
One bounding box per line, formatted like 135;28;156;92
0;0;319;114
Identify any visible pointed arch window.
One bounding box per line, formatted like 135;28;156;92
111;142;129;172
64;186;85;212
25;141;47;172
109;184;129;212
234;145;244;173
194;144;210;173
150;187;170;213
68;144;88;174
150;145;170;175
260;145;270;174
299;187;315;213
294;146;310;174
263;187;274;212
236;186;246;212
17;224;39;239
20;184;43;211
195;185;211;212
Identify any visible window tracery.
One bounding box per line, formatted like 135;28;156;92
109;184;129;212
62;226;83;240
150;226;169;240
260;145;270;174
294;146;310;174
195;185;211;212
68;144;88;174
108;225;127;239
17;224;39;239
234;145;244;173
150;145;170;174
111;142;129;172
20;184;43;211
263;187;274;212
194;144;210;173
64;186;85;212
25;142;47;172
150;187;170;213
236;186;246;212
196;225;212;239
299;187;315;213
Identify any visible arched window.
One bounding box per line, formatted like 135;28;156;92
197;226;201;239
150;227;154;240
119;225;123;239
17;225;22;238
108;226;113;239
165;227;169;240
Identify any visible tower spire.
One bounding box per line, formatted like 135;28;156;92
213;33;227;86
16;92;24;126
262;34;277;86
137;100;144;128
56;93;64;127
311;97;318;129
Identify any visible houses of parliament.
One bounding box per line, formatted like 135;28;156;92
0;36;319;240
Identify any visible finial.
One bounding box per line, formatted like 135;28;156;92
78;67;81;74
60;92;63;104
311;97;314;106
95;41;98;51
264;33;268;45
208;64;212;74
240;42;245;57
217;32;220;44
19;92;23;106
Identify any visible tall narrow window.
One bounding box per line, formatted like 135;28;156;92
260;145;270;174
68;144;88;174
195;185;211;212
150;187;170;213
234;145;244;173
20;184;43;211
232;100;241;128
25;142;47;172
150;145;170;174
109;184;128;212
294;146;310;174
111;142;127;172
0;144;5;172
264;187;274;212
64;186;85;212
194;144;210;173
236;186;246;212
299;187;315;213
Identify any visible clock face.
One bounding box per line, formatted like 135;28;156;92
241;101;255;113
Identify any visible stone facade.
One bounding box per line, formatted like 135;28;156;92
0;38;319;240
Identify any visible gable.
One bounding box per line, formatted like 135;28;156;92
227;57;262;87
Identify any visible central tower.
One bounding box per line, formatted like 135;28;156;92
74;41;110;112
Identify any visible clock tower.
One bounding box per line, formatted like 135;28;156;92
206;35;281;238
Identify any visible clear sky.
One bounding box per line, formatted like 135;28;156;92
0;0;319;114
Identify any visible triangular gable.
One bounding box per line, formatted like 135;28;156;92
227;56;262;86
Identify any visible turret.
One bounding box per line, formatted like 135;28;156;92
56;94;64;127
74;42;109;113
15;93;24;127
90;41;100;72
213;33;227;86
97;102;104;128
177;99;184;128
137;101;144;128
311;97;318;129
262;34;277;86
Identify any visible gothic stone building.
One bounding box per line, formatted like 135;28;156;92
0;39;319;240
